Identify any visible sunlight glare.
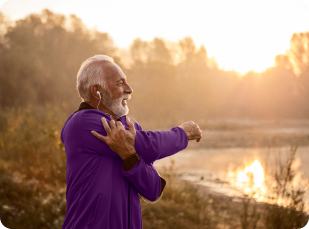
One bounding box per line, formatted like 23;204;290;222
233;160;267;201
237;160;264;185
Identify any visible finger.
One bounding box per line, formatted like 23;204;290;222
91;131;107;143
101;117;111;135
126;117;136;133
109;120;116;133
116;121;125;131
194;132;202;142
195;124;201;131
117;122;129;139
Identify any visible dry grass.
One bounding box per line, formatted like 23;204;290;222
0;104;308;228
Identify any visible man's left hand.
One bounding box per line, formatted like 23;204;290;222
91;116;137;160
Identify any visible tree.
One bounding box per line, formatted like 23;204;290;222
0;9;117;111
288;32;309;76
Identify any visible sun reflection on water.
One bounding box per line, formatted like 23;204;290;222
229;160;267;201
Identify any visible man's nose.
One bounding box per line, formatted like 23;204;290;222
125;83;133;95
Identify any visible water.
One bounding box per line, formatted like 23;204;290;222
153;146;309;209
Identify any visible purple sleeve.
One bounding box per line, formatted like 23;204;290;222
79;111;122;159
133;124;188;164
122;155;162;201
78;112;163;201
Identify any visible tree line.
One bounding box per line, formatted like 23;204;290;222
0;9;308;128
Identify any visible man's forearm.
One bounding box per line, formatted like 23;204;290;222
122;153;166;197
122;155;163;202
134;127;188;164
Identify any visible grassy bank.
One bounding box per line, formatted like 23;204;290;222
0;104;308;228
142;151;309;229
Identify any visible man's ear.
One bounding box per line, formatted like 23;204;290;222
91;84;101;100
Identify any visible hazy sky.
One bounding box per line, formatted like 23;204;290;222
1;0;309;74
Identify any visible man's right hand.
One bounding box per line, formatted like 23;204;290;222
91;116;137;160
178;121;202;142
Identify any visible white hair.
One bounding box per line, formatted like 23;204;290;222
76;55;114;101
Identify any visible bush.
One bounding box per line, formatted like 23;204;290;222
0;103;68;229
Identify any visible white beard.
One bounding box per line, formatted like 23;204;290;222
101;89;131;117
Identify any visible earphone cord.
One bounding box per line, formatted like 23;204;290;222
127;116;139;124
139;169;163;204
97;96;101;110
97;96;139;124
139;192;163;204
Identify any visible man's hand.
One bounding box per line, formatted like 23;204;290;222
91;116;136;160
178;120;202;142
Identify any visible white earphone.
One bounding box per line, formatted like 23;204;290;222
96;90;139;124
96;91;101;99
96;91;101;110
96;91;156;202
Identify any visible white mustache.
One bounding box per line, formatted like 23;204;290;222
121;94;131;100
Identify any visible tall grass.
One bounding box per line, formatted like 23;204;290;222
0;105;308;228
0;103;68;229
238;146;309;229
261;146;309;229
141;160;219;229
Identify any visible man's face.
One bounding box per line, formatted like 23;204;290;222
100;62;133;117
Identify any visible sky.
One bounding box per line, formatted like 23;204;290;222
1;0;309;75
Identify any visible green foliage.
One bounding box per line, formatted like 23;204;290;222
1;9;309;121
0;9;309;228
0;106;308;228
0;103;68;229
0;9;117;110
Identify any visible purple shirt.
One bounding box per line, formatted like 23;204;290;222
61;107;188;229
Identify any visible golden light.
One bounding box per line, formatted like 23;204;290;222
2;0;309;75
237;160;264;185
233;160;267;201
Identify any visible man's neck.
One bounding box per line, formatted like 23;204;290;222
85;101;119;121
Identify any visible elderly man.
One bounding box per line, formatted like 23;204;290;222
61;55;202;229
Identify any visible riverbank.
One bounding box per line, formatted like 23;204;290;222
141;172;309;229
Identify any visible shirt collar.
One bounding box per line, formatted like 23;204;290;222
74;102;96;113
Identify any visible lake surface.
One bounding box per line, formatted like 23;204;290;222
153;146;309;210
